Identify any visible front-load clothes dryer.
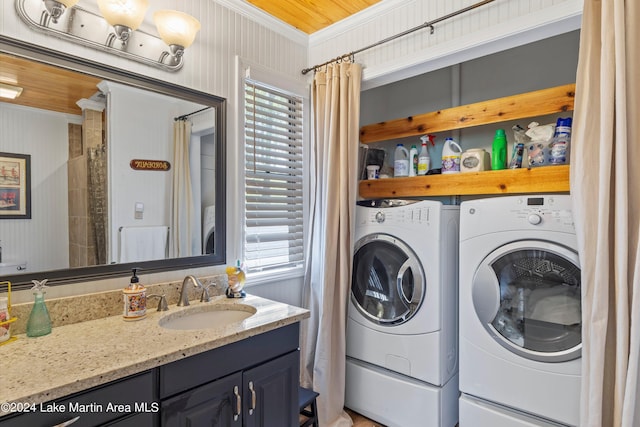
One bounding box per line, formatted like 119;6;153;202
459;195;581;427
345;199;459;427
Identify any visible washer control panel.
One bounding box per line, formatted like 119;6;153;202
356;200;434;226
364;206;430;225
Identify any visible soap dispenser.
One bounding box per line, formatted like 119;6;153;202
123;268;147;321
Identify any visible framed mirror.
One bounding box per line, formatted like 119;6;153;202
0;36;226;290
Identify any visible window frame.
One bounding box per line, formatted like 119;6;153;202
236;58;310;284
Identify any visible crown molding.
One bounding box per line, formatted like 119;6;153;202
214;0;308;45
360;5;582;90
309;0;409;46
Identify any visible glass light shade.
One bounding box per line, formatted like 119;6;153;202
56;0;79;7
153;10;201;49
97;0;149;31
0;83;24;100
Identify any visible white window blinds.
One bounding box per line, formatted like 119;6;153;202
243;79;304;273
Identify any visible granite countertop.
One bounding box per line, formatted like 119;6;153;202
0;294;309;415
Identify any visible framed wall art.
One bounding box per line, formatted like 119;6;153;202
0;152;31;219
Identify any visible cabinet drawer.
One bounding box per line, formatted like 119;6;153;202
0;370;157;427
161;372;243;426
159;323;299;399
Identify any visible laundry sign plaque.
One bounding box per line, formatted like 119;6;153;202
130;159;171;171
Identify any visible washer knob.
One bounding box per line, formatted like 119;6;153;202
528;213;542;225
375;211;385;223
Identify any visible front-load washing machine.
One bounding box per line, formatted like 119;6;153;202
345;199;459;427
459;195;581;426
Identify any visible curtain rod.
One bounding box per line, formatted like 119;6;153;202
301;0;495;75
174;106;212;121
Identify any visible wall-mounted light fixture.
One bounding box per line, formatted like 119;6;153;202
15;0;201;72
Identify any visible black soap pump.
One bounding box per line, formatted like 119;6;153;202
122;268;147;320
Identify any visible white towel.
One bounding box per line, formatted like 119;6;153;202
119;226;169;263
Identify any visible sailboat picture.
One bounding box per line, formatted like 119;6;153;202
0;152;31;219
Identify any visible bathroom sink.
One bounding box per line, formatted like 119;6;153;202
159;304;257;330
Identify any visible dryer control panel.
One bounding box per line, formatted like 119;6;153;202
460;195;574;239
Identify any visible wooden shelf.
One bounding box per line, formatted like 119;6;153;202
358;165;570;198
359;84;575;144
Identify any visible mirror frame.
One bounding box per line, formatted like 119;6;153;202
0;35;227;290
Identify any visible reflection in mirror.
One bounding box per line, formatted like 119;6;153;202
0;38;226;290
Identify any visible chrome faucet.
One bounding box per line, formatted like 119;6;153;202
177;275;203;306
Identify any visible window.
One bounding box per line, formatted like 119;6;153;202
243;79;304;274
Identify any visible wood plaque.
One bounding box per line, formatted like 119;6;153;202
130;159;171;171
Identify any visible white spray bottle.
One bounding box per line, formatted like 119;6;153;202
418;136;431;175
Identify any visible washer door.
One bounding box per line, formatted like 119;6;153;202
351;233;425;326
472;240;581;362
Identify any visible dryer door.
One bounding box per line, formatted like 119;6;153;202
351;233;425;326
472;240;581;362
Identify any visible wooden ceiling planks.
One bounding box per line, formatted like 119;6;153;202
0;53;102;116
246;0;381;34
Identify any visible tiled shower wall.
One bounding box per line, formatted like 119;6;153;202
67;109;104;268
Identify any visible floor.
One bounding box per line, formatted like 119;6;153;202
345;408;386;427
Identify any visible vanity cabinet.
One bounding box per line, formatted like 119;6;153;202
161;351;299;427
0;371;157;427
160;323;300;427
358;83;575;198
0;323;301;427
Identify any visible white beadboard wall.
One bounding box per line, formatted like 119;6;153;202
309;0;583;89
0;104;72;273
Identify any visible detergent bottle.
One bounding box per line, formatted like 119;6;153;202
491;129;508;170
409;145;418;176
441;138;462;174
393;144;410;177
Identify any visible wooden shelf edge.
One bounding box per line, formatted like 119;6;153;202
358;165;570;198
359;83;576;144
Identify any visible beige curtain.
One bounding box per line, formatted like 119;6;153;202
300;61;362;427
170;119;196;258
572;0;640;426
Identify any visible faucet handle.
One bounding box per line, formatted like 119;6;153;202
200;285;215;303
147;294;169;311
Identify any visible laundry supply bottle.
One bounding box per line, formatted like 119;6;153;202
491;129;508;170
123;268;147;321
417;136;430;175
548;117;572;165
409;145;418;176
441;137;462;174
393;144;410;177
